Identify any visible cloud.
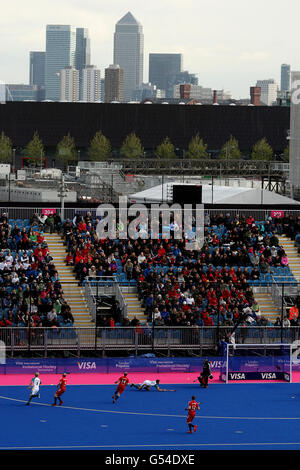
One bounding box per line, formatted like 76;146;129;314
238;51;271;62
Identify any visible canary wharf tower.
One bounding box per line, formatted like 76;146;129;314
113;12;144;102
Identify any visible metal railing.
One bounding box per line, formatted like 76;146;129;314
1;326;300;357
1;206;300;223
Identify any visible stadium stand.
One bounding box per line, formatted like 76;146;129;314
0;212;75;335
57;210;299;329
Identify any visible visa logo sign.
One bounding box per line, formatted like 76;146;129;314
229;373;246;380
261;373;277;379
77;361;96;370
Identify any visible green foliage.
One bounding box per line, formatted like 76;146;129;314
219;135;241;160
0;131;13;163
282;145;289;162
88;131;112;161
56;133;77;166
25;131;45;166
120;133;144;159
155;137;177;159
251;138;273;161
185;134;208;159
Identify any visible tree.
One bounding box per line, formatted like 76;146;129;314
120;133;144;159
25;131;45;167
0;131;13;163
155;137;177;159
56;133;77;168
282;145;289;162
88;130;112;161
185;134;208;159
251;138;273;161
219;135;241;160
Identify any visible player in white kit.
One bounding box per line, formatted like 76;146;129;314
130;379;176;391
26;372;41;405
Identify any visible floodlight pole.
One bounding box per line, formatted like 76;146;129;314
58;174;66;221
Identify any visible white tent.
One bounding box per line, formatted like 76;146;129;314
129;183;300;205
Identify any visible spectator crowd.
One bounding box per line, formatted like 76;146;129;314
60;210;300;329
0;212;74;335
1;209;300;335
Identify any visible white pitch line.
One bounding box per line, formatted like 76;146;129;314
1;442;300;450
0;395;300;421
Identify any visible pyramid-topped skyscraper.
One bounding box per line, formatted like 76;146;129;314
113;12;144;102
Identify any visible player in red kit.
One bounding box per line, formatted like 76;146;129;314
52;373;67;406
112;372;130;403
185;396;201;433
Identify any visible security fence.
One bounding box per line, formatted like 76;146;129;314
1;326;300;357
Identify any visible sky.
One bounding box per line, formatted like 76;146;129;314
0;0;299;98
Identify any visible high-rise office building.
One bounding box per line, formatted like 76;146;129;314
256;79;278;106
113;12;143;102
105;64;124;102
60;66;79;102
29;51;46;87
45;25;76;101
82;65;101;102
250;86;261;106
75;28;91;72
149;54;182;98
100;78;105;101
281;63;291;92
29;51;46;101
75;28;91;100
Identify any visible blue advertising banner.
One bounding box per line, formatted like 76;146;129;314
0;357;297;375
0;357;220;375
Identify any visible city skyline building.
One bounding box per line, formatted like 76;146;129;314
132;82;165;101
113;12;144;102
75;28;91;100
174;83;213;101
29;51;45;88
82;65;101;102
29;51;46;100
104;64;124;102
100;78;105;101
45;25;76;101
250;86;261;106
5;84;41;101
281;63;291;92
60;66;79;102
256;79;278;106
149;53;183;98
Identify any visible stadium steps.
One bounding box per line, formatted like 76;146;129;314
252;291;280;322
278;235;300;282
120;288;147;322
43;233;93;329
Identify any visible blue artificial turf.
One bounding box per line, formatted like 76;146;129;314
0;383;300;450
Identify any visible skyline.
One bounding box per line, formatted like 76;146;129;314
0;0;299;98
